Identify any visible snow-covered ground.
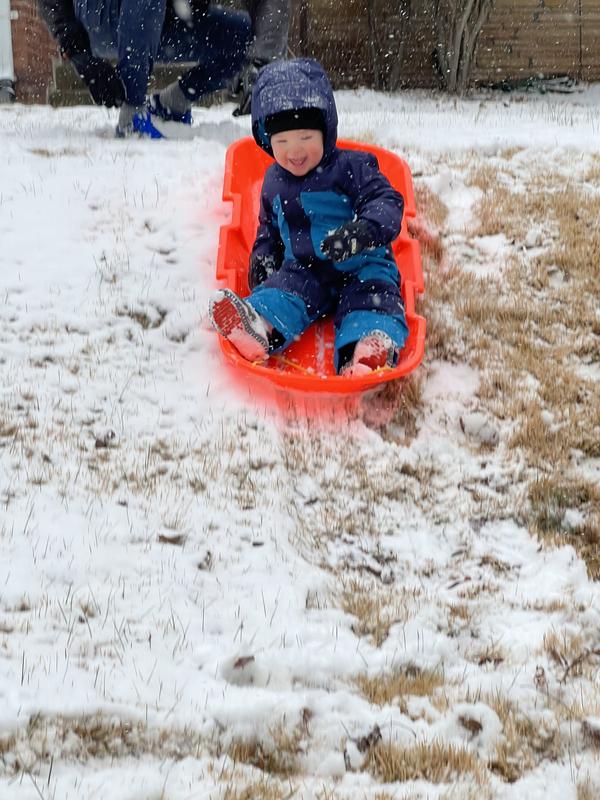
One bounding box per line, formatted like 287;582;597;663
1;86;599;799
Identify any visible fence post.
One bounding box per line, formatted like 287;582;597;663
0;0;16;102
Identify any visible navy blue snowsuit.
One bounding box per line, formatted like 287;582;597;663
248;59;408;371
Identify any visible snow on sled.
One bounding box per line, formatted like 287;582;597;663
215;137;425;393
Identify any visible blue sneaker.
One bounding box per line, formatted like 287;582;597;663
130;109;167;139
129;94;193;139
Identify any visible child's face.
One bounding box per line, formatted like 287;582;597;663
270;129;324;176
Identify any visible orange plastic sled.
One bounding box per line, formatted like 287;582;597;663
215;137;425;393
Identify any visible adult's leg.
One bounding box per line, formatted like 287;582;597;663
158;4;252;101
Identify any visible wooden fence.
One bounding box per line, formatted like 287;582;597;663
289;0;600;87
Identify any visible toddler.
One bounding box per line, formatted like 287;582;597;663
210;59;408;376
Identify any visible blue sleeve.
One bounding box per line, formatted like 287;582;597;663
346;152;404;247
249;184;284;284
116;0;167;106
251;189;284;271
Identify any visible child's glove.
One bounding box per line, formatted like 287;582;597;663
249;253;278;289
320;219;378;263
70;55;126;108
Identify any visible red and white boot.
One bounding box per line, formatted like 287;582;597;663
342;330;397;377
209;289;270;362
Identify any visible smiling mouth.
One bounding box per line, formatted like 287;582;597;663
289;158;307;167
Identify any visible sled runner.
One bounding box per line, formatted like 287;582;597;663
215;137;425;393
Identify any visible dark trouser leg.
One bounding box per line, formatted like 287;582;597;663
157;5;252;101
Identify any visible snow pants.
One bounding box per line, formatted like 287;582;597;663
247;258;409;372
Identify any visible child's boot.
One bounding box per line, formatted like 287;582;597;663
209;288;270;362
342;330;397;376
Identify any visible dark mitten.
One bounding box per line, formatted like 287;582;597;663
320;219;379;263
70;55;125;108
231;60;266;117
249;253;278;289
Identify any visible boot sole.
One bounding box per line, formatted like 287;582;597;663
210;290;269;362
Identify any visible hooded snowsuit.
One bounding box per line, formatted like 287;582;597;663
248;59;408;371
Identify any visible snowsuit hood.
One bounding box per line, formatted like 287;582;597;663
252;59;338;162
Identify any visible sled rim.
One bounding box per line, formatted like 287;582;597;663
215;137;425;394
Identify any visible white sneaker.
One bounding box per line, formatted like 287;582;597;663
342;330;396;377
209;288;269;362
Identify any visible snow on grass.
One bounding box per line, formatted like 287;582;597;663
0;88;599;799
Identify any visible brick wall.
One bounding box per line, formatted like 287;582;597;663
10;0;57;102
294;0;600;88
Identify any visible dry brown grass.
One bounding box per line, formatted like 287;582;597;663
528;597;569;614
283;431;381;545
551;686;600;725
498;146;525;161
414;183;449;232
356;663;445;710
29;146;88;158
221;778;294;800
365;373;424;440
338;578;421;646
416;163;600;576
544;630;584;675
583;156;600;184
578;779;599;800
312;790;423;800
486;693;562;783
439;788;494;800
529;478;599;531
468;163;503;194
412;184;460;367
0;733;16;755
283;425;437;552
370;794;421;800
1;713;206;774
6;713;307;784
430;688;564;783
528;478;600;579
445;602;473;635
365;739;486;785
472;640;505;668
544;627;598;678
224;721;305;779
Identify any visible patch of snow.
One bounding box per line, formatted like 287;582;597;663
1;88;599;799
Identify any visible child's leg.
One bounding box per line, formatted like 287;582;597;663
246;261;338;352
334;271;408;374
210;262;337;361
